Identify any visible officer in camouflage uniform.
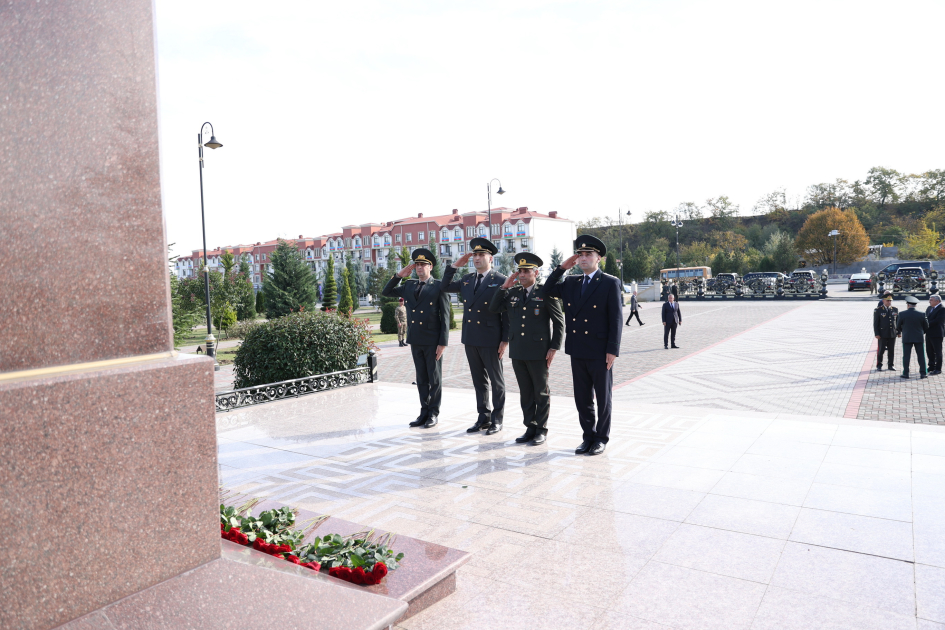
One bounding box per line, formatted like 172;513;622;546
489;253;564;445
394;298;407;347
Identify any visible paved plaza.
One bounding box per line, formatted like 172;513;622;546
218;383;945;629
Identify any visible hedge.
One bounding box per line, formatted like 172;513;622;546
380;302;399;334
233;311;375;389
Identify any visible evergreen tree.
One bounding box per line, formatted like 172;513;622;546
604;254;619;277
321;255;337;311
427;233;442;279
337;267;354;317
255;290;265;315
549;246;563;269
262;239;318;318
369;265;396;306
235;257;256;321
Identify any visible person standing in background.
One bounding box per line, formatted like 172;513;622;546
662;293;681;349
926;294;944;375
625;290;644;326
897;295;928;379
873;294;898;371
394;298;407;347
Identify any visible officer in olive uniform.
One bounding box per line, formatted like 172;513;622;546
441;238;510;434
382;248;450;427
541;235;623;456
897;294;929;379
873;294;898;371
489;253;565;445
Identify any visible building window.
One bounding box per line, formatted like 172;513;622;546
395;234;401;243
429;231;435;241
458;244;465;254
384;236;391;246
406;233;412;243
466;226;474;237
516;222;526;236
345;238;351;248
441;229;449;242
491;223;499;235
504;224;513;236
521;239;529;248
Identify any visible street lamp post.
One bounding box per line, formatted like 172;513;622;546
828;229;840;276
671;215;684;283
486;178;505;243
618;208;631;285
197;121;223;360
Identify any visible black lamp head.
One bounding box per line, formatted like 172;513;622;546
204;136;223;149
496;186;505;195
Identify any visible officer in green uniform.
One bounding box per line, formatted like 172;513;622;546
873;294;898;371
489;253;564;445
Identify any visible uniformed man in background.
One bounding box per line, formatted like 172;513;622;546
873;294;898;371
383;248;450;427
489;253;564;445
896;294;928;379
541;235;623;456
395;297;407;347
441;238;510;435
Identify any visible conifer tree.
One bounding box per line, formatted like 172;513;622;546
261;239;317;318
321;254;337;311
337;267;354;317
427;233;442;279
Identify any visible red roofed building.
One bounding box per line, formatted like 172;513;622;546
173;207;575;292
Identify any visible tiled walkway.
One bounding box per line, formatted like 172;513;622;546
217;384;945;630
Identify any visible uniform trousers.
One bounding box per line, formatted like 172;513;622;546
396;322;406;342
511;359;550;434
570;356;613;444
663;323;677;347
465;344;505;425
876;337;896;368
626;310;643;325
927;337;943;372
902;341;927;376
410;344;442;417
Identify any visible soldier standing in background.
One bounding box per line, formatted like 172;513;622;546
489;253;564;446
394;298;407;347
382;249;450;427
441;238;509;435
873;294;898;371
897;295;928;379
926;294;944;375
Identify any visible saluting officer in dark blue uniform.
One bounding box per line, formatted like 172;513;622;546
489;253;565;445
441;238;510;434
382;248;450;428
540;236;623;456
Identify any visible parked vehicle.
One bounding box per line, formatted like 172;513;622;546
892;267;927;294
879;261;932;276
742;272;786;294
848;273;872;291
788;270;818;293
706;273;739;293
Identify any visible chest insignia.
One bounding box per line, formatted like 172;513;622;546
534;308;540;316
489;283;499;287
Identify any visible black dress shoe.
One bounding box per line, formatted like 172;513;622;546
485;423;503;435
930;370;942;375
529;433;547;446
515;430;537;443
575;440;592;454
409;416;427;427
876;366;882;371
640;322;645;326
587;442;606;456
671;345;680;349
664;346;669;350
920;374;928;380
424;415;439;428
901;374;910;379
466;422;489;433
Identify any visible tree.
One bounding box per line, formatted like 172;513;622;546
676;201;703;220
549;246;563;269
426;233;442;279
369;265;395;306
763;230;799;273
900;227;942;260
255;290;265;315
706;196;739;229
219;249;236;277
212;303;237;336
681;241;716;267
865;166;903;208
262;239;318;318
234;257;256;321
337;266;354;316
794;207;869;266
753;189;787;216
321;255;337;310
170;272;199;346
604;254;619;277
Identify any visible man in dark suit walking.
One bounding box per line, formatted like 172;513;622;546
541;235;622;456
490;253;565;445
873;294;898;371
926;294;944;375
897;295;928;379
662;293;681;349
383;248;450;427
441;238;510;435
625;290;644;326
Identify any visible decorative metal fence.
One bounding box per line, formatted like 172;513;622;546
877;269;940;299
668;272;828;300
215;352;378;412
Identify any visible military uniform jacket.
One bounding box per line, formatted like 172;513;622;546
489;283;564;361
540;268;623;360
394;305;407;324
382;276;449;346
441;266;510;347
896;308;929;344
873;305;898;338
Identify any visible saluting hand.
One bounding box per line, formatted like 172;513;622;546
501;272;520;289
560;254;580;270
397;263;416;279
453;253;472;268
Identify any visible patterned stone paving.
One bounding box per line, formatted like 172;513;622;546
217;384;945;630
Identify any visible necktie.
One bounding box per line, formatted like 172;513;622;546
474;274;483;293
582;274;590;296
414;281;422;299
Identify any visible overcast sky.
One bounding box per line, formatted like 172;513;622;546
154;0;945;259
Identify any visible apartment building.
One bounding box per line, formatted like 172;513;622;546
174;206;575;291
